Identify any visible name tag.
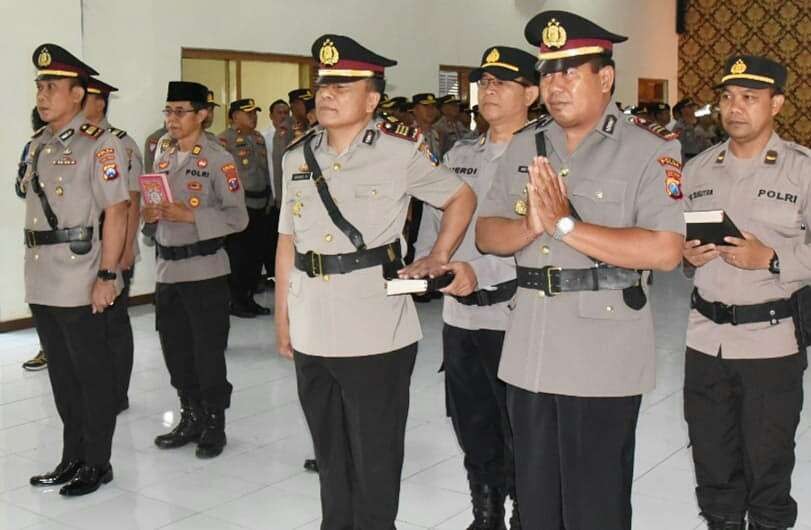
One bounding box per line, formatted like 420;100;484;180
292;172;312;181
518;166;528;173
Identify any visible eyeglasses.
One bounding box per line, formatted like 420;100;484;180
162;108;198;117
476;78;530;90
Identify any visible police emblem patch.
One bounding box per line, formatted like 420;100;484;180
102;163;119;181
222;163;240;192
665;169;683;200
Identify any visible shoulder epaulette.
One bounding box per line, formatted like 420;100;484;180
378;119;419;142
79;123;104;139
284;128;317;152
513;114;553;136
31;126;47;139
786;142;811;158
628;116;677;141
107;127;127;139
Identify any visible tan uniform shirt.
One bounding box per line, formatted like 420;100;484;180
144;126;167;173
683;133;811;359
279;117;465;357
435;116;475;157
152;133;249;284
23;112;130;307
218;128;271;210
273;123;293;209
416;133;514;331
479;103;685;397
101;118;143;261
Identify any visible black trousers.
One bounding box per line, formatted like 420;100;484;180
155;276;232;409
684;347;805;527
443;325;514;493
30;304;117;466
507;386;641;530
295;344;418;530
106;267;134;408
226;207;268;302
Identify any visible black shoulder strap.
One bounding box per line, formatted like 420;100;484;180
302;138;366;250
29;145;60;229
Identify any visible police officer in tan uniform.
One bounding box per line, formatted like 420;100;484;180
275;34;475;529
682;56;808;530
435;94;475;157
84;77;143;413
476;12;685;530
144;124;167;173
24;44;130;496
416;46;540;530
219;98;272;317
146;81;248;459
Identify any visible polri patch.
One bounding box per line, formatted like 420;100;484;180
658;156;682;170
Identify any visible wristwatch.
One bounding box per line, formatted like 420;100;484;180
768;251;780;274
97;269;117;281
553;216;576;240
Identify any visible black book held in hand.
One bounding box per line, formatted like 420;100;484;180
386;273;455;296
684;209;744;245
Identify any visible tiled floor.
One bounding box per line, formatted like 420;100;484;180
0;270;809;529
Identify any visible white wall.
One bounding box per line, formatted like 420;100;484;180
1;0;678;322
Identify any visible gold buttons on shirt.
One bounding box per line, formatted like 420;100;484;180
560;168;570;177
541;245;550;255
33;254;39;261
45;147;53;155
538;291;546;298
323;275;330;282
370;189;378;197
324;234;333;242
70;255;76;260
55;186;64;196
332;163;341;171
595;191;604;200
605;305;614;312
33;217;38;225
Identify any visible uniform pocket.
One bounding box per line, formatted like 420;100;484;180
577;289;642;321
287;182;319;231
570;179;627;226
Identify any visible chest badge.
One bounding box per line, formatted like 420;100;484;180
292;198;304;218
188;196;201;208
514;185;529;216
197;158;208;169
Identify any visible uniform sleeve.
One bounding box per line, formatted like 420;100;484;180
478;144;518;219
773;156;811;283
126;138;144;193
143;136;156;173
633;141;686;235
194;153;249;239
91;135;131;210
277;150;294;235
405;135;464;209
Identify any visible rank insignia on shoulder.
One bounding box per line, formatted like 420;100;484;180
285;129;317;152
222;163;240;192
379;120;419;142
418;141;440;167
192;145;202;156
32;126;47;139
665;169;683;200
80;123;103;139
602;115;617;135
102;163;120;181
629;117;678;141
715;150;726;164
108;127;127;139
764;150;778;164
658;156;683;170
362;130;377;146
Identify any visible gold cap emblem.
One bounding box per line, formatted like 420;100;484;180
486;48;500;64
730;58;747;75
542;18;567;49
319;39;340;66
37;47;52;68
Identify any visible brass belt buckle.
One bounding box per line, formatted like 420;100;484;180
25;230;36;248
310;251;324;278
546;266;562;296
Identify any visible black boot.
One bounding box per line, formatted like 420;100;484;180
154;398;203;449
748;520;786;530
704;513;745;530
196;407;226;458
508;494;520;530
467;483;506;530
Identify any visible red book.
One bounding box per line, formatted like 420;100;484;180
139;173;173;205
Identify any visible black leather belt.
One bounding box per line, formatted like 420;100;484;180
24;226;93;248
156;238;224;261
244;187;271;199
691;288;791;326
516;265;641;296
453;280;517;306
295;242;401;278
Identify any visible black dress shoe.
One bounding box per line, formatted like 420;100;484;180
155;398;203;449
247;299;271;316
117;397;130;414
303;459;319;473
30;460;82;486
59;464;113;496
230;301;257;319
